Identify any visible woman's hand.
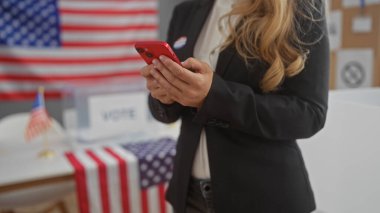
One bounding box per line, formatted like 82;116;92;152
150;56;213;109
140;64;175;105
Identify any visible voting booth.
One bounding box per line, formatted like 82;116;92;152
62;78;180;148
299;88;380;213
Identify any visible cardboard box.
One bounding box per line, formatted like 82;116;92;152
342;5;380;88
328;1;380;89
331;0;342;10
374;51;380;86
342;6;380;48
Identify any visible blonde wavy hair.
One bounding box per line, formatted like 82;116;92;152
221;0;323;92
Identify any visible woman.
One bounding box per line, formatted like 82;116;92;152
140;0;329;212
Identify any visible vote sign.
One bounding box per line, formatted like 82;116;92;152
87;92;149;140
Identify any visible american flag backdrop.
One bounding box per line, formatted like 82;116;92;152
0;0;158;100
65;138;176;213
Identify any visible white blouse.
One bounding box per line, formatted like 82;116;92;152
192;0;235;179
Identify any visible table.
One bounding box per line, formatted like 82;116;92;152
0;130;178;193
0;138;74;194
0;133;75;211
0;103;180;211
0;136;176;213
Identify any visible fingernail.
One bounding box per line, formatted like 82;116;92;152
159;55;167;62
152;59;158;65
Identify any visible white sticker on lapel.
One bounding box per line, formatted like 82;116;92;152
173;36;187;49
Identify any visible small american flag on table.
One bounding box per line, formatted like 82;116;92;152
24;87;52;141
0;0;157;100
65;138;176;213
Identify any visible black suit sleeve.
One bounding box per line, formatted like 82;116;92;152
193;19;330;140
148;4;184;124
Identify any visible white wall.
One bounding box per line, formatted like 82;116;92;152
159;0;187;40
299;89;380;213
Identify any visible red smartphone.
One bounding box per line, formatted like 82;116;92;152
135;41;181;66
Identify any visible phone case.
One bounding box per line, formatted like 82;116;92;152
135;41;181;65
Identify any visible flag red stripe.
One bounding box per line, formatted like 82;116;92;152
86;150;111;213
0;56;142;65
62;41;140;48
158;184;167;213
60;9;157;16
27;109;51;136
141;189;149;213
63;41;135;48
0;71;141;82
0;91;62;100
104;147;131;213
65;153;90;213
62;25;157;32
60;0;149;2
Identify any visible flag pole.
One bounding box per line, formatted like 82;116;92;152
37;86;56;159
38;130;56;159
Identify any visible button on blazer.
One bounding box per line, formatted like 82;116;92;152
148;0;329;212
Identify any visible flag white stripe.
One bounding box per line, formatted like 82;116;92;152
165;183;174;213
0;47;139;58
0;79;145;92
62;31;157;42
61;15;157;26
110;145;142;213
0;83;67;92
59;1;157;10
167;203;174;213
0;62;144;75
93;148;122;213
148;186;160;213
75;151;102;213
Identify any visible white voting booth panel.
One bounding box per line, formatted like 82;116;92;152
299;88;380;213
63;78;179;149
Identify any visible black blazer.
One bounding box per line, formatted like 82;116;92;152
149;0;329;212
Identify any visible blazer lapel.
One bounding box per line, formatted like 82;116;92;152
184;0;215;59
175;0;236;77
189;0;235;77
